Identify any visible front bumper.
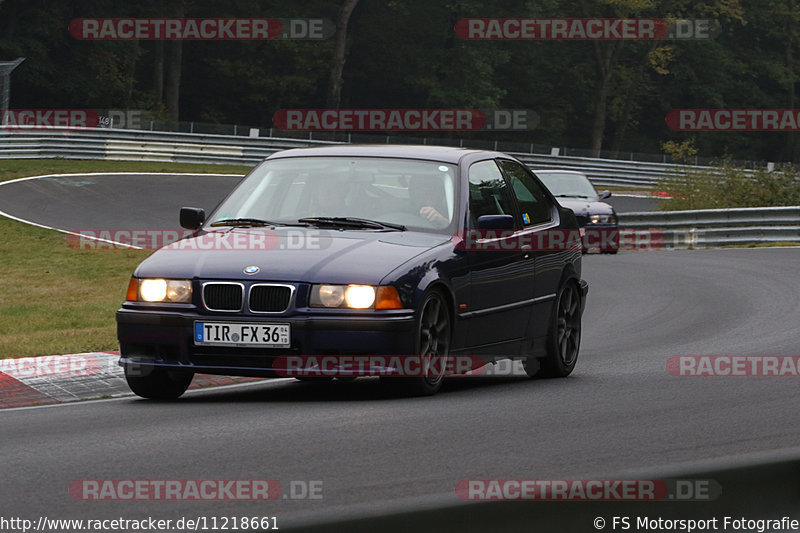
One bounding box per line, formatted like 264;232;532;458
117;307;417;378
579;223;619;251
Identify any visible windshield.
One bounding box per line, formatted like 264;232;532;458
207;157;458;233
535;171;599;200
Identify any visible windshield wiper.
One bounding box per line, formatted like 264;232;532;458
556;194;592;199
297;216;406;231
209;218;307;227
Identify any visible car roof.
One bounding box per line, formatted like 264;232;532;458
531;169;589;176
266;144;509;165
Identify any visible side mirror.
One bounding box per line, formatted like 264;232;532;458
476;214;514;230
598;190;612;200
180;207;205;230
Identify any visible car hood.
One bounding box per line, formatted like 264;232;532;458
555;198;614;216
133;228;450;285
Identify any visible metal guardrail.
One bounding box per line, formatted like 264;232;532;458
0;127;728;189
0;128;335;165
619;206;800;247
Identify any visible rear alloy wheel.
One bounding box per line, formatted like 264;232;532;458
524;281;581;378
386;290;450;396
124;365;193;399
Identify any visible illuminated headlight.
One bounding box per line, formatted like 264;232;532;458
310;284;403;310
136;279;192;303
589;214;616;224
344;285;376;308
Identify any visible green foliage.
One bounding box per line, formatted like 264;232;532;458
662;138;698;162
659;163;800;210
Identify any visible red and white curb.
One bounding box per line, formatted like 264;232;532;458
0;351;261;408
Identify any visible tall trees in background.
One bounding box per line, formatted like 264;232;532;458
0;0;798;161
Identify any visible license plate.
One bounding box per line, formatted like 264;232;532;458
194;322;290;347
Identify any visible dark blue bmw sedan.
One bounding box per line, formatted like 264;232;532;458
117;145;588;397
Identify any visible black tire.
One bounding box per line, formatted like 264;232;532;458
524;280;582;378
384;290;451;396
124;365;193;399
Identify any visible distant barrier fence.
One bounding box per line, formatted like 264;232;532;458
618;206;800;247
0;127;747;189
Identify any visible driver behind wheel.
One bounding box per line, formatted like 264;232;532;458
409;175;450;228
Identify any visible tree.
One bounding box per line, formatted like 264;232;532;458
326;0;359;108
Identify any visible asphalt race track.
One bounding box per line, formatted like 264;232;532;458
0;173;244;232
2;174;797;529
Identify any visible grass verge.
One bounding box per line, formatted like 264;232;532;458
0;159;251;357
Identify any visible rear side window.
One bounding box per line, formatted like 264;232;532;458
467;160;516;227
499;160;553;226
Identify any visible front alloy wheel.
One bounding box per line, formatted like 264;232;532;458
385;290;450;396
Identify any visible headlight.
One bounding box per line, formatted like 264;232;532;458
128;278;192;303
317;285;345;307
589;214;616;224
345;285;376;308
310;284;403;309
